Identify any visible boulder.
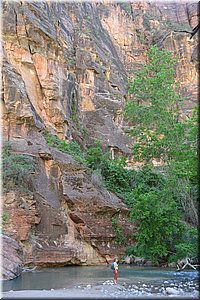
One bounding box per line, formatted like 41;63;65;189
168;262;176;268
134;257;145;266
124;255;134;264
2;235;23;280
144;260;153;266
166;287;180;295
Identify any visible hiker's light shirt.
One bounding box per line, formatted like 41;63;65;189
114;262;118;270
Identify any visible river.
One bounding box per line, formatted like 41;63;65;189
2;265;199;298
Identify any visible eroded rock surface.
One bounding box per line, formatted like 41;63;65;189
2;235;23;280
99;1;198;116
2;140;134;267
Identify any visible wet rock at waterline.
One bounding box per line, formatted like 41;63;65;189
94;280;199;298
2;235;23;280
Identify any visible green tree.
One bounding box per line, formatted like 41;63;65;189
125;45;186;163
169;226;198;262
131;190;184;263
124;45;198;262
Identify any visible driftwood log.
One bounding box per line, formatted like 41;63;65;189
176;257;199;271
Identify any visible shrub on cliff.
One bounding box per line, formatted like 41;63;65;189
2;142;35;193
85;140;133;196
101;156;132;195
43;130;85;164
85;140;105;170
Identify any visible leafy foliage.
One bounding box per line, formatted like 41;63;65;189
2;212;9;222
169;227;198;261
85;141;133;197
124;46;198;263
85;140;105;170
143;14;151;31
101;157;131;195
71;97;80;125
125;245;136;256
130;190;184;263
2;142;35;193
111;216;126;245
43;130;85;164
124;165;165;207
125;45;185;163
119;2;132;15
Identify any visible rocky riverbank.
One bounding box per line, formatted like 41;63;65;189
2;278;199;299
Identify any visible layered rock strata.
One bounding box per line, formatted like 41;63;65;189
3;140;134;267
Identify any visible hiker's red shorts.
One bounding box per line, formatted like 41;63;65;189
114;270;118;281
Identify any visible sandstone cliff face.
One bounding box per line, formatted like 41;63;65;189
3;142;133;267
2;1;198;269
98;1;198;115
2;1;198;147
2;1;131;153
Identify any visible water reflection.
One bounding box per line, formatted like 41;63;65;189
2;265;199;292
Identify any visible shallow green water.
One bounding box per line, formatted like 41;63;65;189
2;265;199;292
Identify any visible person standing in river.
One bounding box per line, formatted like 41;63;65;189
113;258;119;284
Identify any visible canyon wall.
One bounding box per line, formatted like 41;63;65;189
2;1;198;276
